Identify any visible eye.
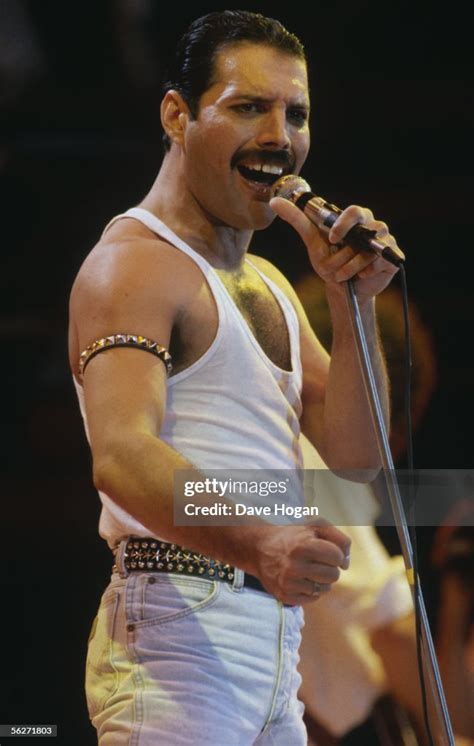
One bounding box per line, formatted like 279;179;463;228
287;108;308;126
232;103;267;115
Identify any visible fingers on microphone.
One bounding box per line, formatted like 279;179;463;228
316;245;356;278
328;205;374;244
314;246;375;282
371;220;390;237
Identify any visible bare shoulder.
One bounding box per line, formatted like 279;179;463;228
71;218;198;307
68;218;201;371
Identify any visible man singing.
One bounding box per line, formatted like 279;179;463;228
69;10;402;744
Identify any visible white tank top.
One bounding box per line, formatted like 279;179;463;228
74;208;304;549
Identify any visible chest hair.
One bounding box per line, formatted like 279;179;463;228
216;266;291;371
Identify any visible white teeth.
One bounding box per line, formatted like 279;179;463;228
240;163;262;171
262;165;283;175
239;163;284;174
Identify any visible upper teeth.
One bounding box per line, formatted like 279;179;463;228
241;164;283;175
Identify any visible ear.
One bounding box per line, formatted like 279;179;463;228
160;90;190;148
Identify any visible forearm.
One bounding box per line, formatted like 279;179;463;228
321;285;390;473
93;432;264;573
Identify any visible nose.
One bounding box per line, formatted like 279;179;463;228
255;108;291;150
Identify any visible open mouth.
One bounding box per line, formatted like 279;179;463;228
237;163;286;187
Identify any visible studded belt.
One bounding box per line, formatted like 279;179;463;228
114;537;268;595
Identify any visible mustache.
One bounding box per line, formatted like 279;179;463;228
231;149;296;172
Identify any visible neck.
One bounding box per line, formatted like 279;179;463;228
139;152;253;270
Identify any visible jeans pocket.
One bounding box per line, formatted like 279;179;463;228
131;573;220;628
85;590;121;720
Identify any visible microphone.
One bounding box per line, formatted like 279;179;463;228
270;175;404;267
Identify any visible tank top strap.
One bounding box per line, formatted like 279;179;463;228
103;207;215;278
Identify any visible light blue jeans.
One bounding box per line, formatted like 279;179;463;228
85;563;307;745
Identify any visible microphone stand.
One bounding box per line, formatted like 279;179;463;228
344;278;455;746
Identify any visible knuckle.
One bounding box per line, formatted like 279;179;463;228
344;204;367;222
314;568;335;585
334;267;352;282
375;221;389;235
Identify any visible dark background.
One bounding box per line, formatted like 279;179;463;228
1;1;472;743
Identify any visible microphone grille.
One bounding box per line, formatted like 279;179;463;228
270;174;311;200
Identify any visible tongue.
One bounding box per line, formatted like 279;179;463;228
237;165;277;185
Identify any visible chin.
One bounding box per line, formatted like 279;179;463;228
252;213;277;231
239;203;277;231
254;207;278;231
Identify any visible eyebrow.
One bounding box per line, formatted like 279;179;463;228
228;94;310;109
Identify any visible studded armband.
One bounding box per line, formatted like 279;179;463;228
78;334;173;379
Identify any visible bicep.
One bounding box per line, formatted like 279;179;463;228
69;240;179;455
83;350;169;462
70;243;177;365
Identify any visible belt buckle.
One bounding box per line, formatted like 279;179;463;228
113;538;130;578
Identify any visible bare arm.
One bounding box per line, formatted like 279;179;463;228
270;197;401;475
319;285;389;473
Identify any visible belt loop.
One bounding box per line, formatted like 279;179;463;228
113;537;130;578
232;568;244;592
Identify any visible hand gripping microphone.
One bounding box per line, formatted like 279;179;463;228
270;175;404;267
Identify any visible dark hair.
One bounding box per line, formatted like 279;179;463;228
162;10;306;151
